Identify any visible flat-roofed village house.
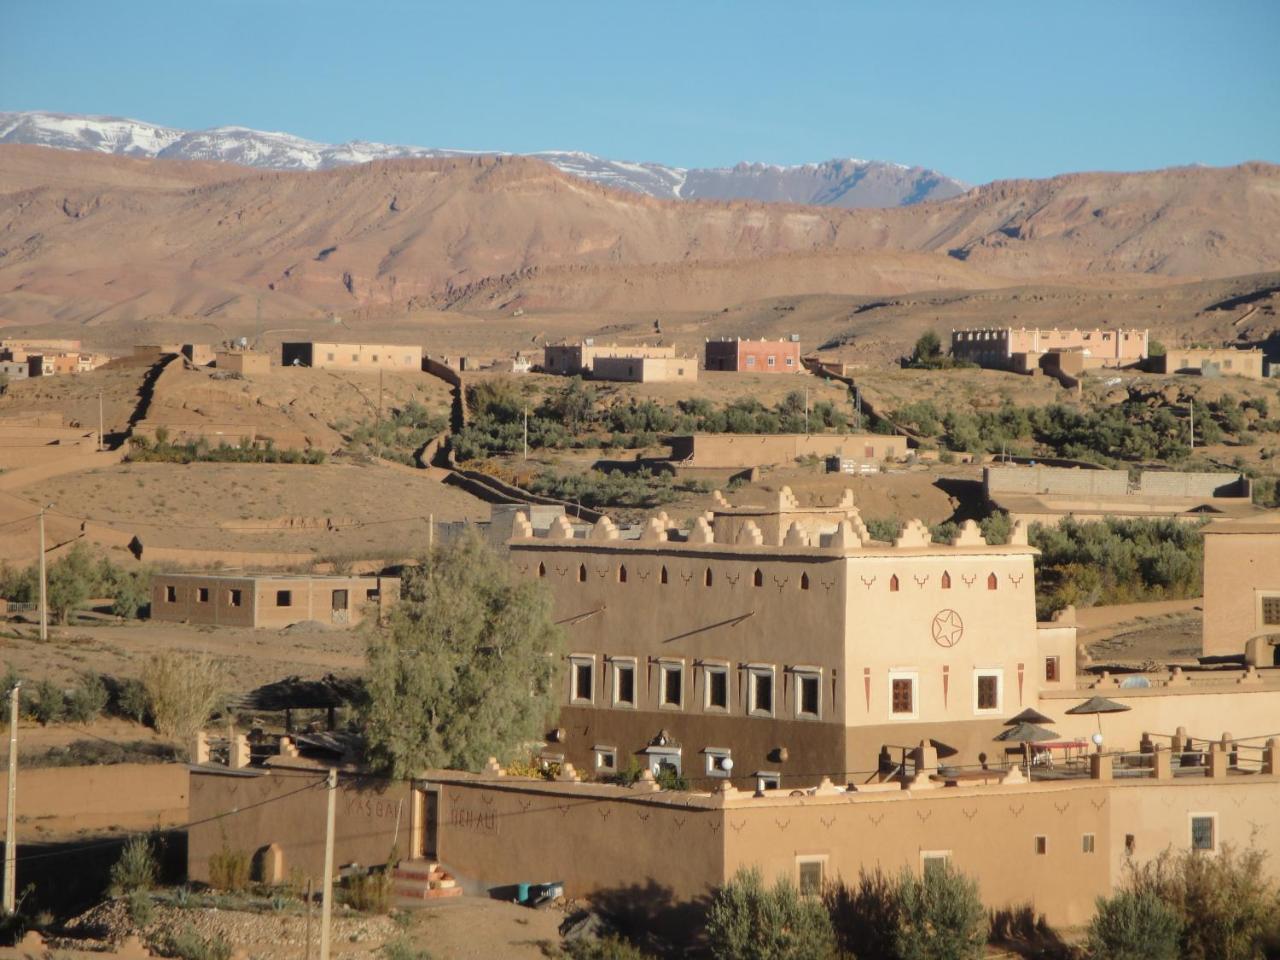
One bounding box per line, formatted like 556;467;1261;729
150;573;400;628
952;327;1148;371
668;433;909;469
1153;347;1268;379
215;349;271;376
281;342;423;371
542;342;694;382
704;336;803;373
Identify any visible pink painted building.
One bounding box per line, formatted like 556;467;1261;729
704;337;803;373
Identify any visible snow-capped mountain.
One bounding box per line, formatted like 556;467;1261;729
0;110;969;208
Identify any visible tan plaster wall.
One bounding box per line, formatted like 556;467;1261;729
675;434;908;469
151;575;392;628
216;352;271;376
1203;527;1280;658
0;763;187;833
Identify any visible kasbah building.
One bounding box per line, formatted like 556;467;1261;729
190;491;1280;929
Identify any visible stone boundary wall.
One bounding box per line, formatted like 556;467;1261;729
985;465;1129;497
1136;471;1248;498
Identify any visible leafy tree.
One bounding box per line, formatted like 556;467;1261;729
363;531;564;778
46;542;96;625
893;861;987;960
910;331;944;367
1087;890;1181;960
705;867;836;960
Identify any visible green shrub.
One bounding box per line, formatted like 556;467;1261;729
110;836;158;895
344;868;393;914
893;861;987;960
1124;844;1279;960
558;936;655;959
705;867;836;960
27;679;66;725
207;842;251;893
125;889;155;928
65;672;109;723
1087;890;1181;960
163;927;232;960
381;937;434;960
113;677;151;724
824;867;900;960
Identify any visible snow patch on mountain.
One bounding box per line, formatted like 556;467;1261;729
0;110;969;207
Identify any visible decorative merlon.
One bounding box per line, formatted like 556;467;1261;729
736;520;764;546
688;517;715;544
951;519;985;547
639;517;668;542
1010;519;1029;546
712;489;731;508
783;522;810;547
548;515;575;540
511;511;534;539
589;517;619;541
895;518;931;549
481;756;506;778
828;519;862;549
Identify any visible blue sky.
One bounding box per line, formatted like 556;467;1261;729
3;1;1278;184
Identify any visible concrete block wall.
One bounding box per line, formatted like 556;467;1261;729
985;466;1128;496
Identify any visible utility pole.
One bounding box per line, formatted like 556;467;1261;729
3;681;19;914
523;405;529;461
38;506;48;643
97;391;104;452
1189;400;1195;451
377;368;384;459
804;387;810;435
319;768;337;960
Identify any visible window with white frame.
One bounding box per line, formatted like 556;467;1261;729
794;668;822;720
646;747;681;778
570;655;595;704
888;670;918;719
704;748;732;779
754;771;780;791
594;746;617;774
973;669;1003;714
611;658;637;708
1261;594;1280;627
920;851;951;878
1190;813;1217;852
748;665;775;717
704;663;730;712
659;661;684;709
796;856;826;897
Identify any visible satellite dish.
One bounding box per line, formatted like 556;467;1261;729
237;337;249;349
1119;676;1151;689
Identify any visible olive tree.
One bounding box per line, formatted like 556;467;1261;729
362;531;564;778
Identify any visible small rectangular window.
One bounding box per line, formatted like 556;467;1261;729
891;676;915;716
612;659;636;708
165;585;177;603
1191;815;1216;851
366;588;378;601
975;672;1001;712
1035;836;1048;855
921;852;951;878
1262;596;1280;627
352;354;359;362
571;656;594;704
1045;656;1060;682
705;665;729;711
276;590;292;607
745;355;756;366
1082;834;1096;854
327;353;335;362
749;667;774;717
797;859;824;897
332;589;348;611
197;587;209;603
767;355;776;367
228;589;242;607
660;662;683;709
594;746;617;773
371;354;379;362
755;772;780;791
705;749;732;779
795;670;821;719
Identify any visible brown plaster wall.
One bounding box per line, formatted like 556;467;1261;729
188;768;414;883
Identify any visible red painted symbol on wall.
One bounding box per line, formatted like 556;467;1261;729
931;609;964;648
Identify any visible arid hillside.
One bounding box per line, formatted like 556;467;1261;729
2;145;1279;327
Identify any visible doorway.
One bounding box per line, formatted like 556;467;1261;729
413;787;439;861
